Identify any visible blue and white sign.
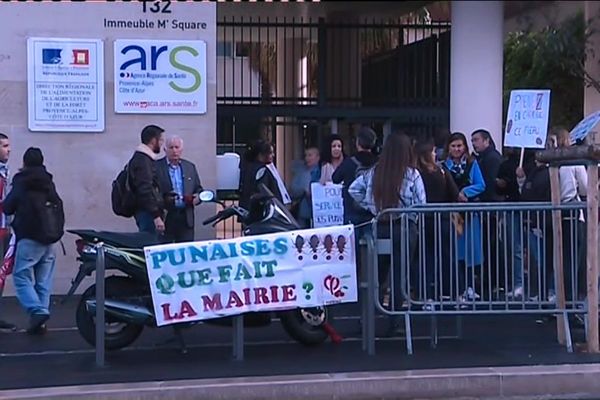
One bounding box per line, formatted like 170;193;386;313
27;37;105;132
114;39;207;114
504;89;551;149
570;111;600;144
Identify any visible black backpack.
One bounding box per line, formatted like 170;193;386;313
111;164;136;218
30;189;65;245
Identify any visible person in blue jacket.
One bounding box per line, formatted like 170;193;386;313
443;132;486;302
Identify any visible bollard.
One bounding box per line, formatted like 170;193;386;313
95;243;105;368
233;315;244;361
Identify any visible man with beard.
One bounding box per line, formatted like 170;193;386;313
129;125;166;235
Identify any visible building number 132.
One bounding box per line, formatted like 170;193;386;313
142;0;172;14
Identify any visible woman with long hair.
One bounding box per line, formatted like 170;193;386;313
319;134;345;184
414;138;459;305
238;139;290;214
443;132;486;302
349;132;426;333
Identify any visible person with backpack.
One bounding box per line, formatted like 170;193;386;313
3;147;64;335
332;127;378;227
115;125;165;235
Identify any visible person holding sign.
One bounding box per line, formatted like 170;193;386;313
289;147;321;229
547;127;587;302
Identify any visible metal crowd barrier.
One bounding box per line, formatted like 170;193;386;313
92;242;246;367
361;202;590;355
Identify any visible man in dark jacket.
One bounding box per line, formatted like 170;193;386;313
332;127;378;225
4;148;60;334
156;135;203;243
129;125;165;235
472;129;503;203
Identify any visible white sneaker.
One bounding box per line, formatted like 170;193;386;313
422;300;435;312
465;287;480;301
507;286;524;299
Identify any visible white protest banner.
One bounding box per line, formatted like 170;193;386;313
504;89;551;149
311;183;344;228
27;37;105;132
570;111;600;144
144;225;357;326
114;39;207;114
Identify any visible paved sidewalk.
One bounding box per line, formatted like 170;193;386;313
3;364;600;400
1;295;600;399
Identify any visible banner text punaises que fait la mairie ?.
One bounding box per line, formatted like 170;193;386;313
144;225;358;326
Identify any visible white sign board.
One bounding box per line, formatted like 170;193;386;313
311;183;344;228
114;39;207;114
27;37;104;132
570;111;600;144
144;225;357;326
504;89;551;149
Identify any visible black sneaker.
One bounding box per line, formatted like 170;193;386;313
28;323;47;336
27;314;49;335
0;320;17;333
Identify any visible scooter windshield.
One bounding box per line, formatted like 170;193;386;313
245;184;300;234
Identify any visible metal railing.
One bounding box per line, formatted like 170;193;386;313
361;202;590;356
217;17;450;108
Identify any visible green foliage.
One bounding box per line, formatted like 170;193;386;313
504;12;588;130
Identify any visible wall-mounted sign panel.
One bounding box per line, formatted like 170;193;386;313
27;37;105;132
114;39;207;114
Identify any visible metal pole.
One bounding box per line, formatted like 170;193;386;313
233;315;244;361
95;243;105;368
366;232;376;356
549;166;567;345
586;162;599;353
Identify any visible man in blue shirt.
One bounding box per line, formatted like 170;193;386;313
156;136;203;243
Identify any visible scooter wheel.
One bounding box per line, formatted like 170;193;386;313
76;276;145;351
279;307;329;346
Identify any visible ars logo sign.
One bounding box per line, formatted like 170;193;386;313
114;39;207;114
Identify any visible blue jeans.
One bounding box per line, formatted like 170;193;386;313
12;239;56;316
506;213;525;288
135;211;156;234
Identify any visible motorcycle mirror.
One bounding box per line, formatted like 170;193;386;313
198;190;216;203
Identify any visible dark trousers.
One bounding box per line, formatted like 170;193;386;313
378;219;418;310
135;211;156;235
422;216;452;300
164;209;195;243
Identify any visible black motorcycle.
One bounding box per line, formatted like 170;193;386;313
65;186;332;351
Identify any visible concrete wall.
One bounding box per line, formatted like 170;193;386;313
0;2;216;294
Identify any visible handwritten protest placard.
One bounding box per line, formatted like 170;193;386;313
570;110;600;144
144;225;357;326
504;89;551;150
311;183;344;228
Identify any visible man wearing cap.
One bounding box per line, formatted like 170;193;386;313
3;147;61;334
